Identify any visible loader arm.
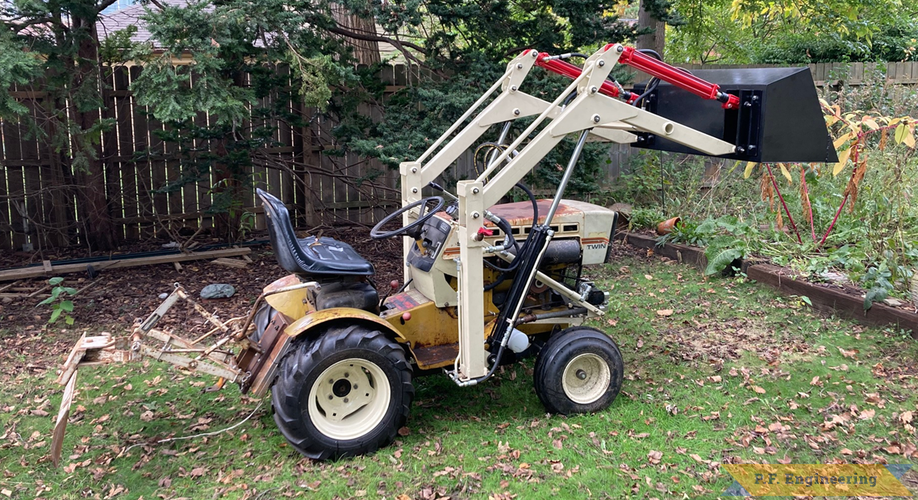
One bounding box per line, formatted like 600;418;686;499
401;43;830;382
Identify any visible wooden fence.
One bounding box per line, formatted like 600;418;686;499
2;60;917;252
0;65;415;252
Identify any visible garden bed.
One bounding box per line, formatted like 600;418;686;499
619;231;918;339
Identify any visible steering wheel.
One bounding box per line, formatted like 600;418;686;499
370;196;445;240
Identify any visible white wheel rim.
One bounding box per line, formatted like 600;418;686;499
307;358;390;440
561;353;611;404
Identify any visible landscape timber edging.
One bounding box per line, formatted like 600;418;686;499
616;231;918;339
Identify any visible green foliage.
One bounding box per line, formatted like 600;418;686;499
861;263;894;310
339;0;640;196
667;0;918;63
654;215;761;275
0;29;41;118
655;217;710;247
37;277;78;325
628;207;665;230
602;151;709;210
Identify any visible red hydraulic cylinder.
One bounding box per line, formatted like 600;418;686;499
531;45;740;110
615;45;739;109
533;52;636;103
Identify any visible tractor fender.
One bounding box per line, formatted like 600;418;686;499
285;307;408;344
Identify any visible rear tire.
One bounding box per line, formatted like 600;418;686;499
533;327;624;415
271;325;413;460
249;303;276;343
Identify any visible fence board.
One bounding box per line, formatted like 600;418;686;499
113;67;137;239
3;96;27;250
0;121;11;250
128;66;149;238
21;99;45;250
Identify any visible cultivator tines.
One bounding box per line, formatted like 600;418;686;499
49;283;250;466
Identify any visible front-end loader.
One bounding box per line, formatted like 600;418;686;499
50;43;835;463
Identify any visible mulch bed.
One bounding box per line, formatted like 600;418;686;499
0;226;403;378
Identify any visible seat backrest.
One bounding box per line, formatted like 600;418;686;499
256;188;304;274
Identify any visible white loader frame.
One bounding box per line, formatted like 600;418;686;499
398;44;736;382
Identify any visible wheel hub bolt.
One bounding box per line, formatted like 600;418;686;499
343;398;349;403
576;369;587;380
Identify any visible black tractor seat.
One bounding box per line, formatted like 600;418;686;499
257;188;375;277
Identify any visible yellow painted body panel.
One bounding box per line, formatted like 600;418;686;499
285;307;408;343
263;275;311;319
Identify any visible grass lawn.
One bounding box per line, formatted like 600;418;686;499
1;247;917;499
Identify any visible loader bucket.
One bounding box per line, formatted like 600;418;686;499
632;67;838;163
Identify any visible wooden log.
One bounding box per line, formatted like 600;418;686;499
0;247;251;282
211;257;249;269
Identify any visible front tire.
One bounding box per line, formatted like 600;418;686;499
271;325;414;460
533;327;624;415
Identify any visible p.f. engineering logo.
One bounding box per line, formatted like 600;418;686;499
722;464;912;497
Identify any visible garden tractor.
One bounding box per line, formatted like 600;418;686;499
50;43;835;463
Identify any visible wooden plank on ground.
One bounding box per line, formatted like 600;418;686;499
0;247;252;281
211;257;249;269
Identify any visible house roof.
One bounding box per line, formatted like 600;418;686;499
97;0;189;47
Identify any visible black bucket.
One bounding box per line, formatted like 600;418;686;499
632;67;838;163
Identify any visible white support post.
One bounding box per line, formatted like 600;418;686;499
456;180;487;379
399;161;424;281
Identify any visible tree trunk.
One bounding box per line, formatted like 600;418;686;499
71;15;117;251
331;4;381;65
637;1;666;58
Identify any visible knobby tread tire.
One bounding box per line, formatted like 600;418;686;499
271;325;413;460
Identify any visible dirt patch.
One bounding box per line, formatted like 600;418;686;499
0;226;403;376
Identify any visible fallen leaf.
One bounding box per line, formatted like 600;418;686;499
901;411;913;424
751;385;766;394
397;427;410;436
838;347;858;359
859;409;875;420
648;450;663;465
656;309;674;317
